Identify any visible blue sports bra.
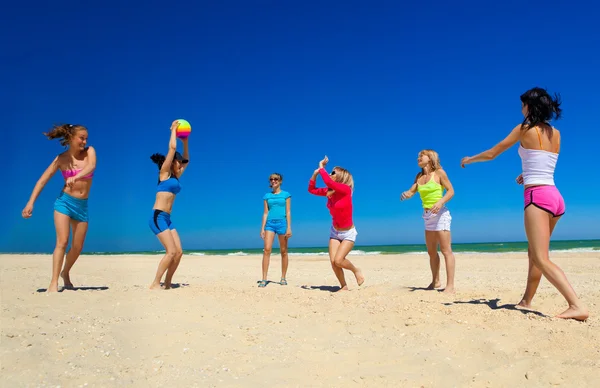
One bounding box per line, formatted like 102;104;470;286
157;175;181;195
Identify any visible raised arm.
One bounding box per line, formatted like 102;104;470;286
318;168;351;195
400;173;420;201
179;136;190;176
22;156;60;218
160;121;179;179
308;169;328;196
461;124;522;167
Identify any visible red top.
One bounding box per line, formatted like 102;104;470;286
308;167;353;229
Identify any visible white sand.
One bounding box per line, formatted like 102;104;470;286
1;251;599;387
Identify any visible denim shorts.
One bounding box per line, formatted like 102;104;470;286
264;219;287;235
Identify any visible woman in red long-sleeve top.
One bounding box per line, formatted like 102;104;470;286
308;156;365;290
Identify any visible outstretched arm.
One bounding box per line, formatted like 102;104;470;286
461;124;522;167
308;169;328;196
22;156;59;218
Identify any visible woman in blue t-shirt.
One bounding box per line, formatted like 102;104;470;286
259;172;292;287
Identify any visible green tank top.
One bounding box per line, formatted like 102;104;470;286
417;175;443;208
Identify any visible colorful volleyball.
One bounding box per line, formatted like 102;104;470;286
176;119;191;139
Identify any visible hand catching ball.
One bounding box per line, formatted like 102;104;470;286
175;119;191;139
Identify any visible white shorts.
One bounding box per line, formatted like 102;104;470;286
423;206;451;231
329;225;358;242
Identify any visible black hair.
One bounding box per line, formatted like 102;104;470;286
520;87;562;132
150;153;166;170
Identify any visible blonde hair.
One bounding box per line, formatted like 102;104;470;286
328;166;354;195
418;149;442;175
44;124;88;147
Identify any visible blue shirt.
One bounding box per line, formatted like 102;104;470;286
263;190;291;220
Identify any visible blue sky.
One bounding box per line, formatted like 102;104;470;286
4;0;600;252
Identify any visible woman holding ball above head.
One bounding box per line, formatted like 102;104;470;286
460;87;588;321
258;172;292;288
308;156;364;291
148;120;191;290
400;149;456;293
22;123;97;293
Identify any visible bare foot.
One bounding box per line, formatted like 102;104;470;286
355;270;365;286
163;282;172;290
517;299;532;309
336;285;349;292
426;282;441;290
556;306;589;321
442;286;455;294
47;283;59;293
149;283;163;290
60;271;74;289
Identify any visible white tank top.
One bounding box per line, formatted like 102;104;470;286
518;126;559;186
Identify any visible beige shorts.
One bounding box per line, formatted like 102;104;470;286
423;206;451;231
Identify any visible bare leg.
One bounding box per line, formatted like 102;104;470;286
424;231;441;289
49;211;71;292
524;206;588;320
261;231;276;281
61;219;88;289
163;229;184;289
518;247;544;308
150;230;177;290
438;230;456;293
332;240;364;287
328;239;347;290
278;234;289;281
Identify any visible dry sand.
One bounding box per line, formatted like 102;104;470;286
1;251;599;387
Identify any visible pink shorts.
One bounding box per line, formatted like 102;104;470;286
524;185;565;217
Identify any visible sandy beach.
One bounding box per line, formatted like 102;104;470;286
1;251;599;387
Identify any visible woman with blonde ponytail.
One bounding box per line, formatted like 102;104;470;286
401;149;456;293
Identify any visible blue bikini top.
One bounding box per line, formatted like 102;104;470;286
157;175;181;195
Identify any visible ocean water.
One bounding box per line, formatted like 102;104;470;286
82;239;600;257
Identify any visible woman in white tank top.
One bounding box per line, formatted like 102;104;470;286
459;87;588;321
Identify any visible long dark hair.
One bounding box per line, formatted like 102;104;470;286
43;124;87;147
150;153;166;170
520;87;562;134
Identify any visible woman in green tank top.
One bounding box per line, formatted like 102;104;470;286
400;149;456;293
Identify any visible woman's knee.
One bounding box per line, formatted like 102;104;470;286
333;256;345;267
55;238;69;251
70;243;84;255
440;247;453;257
263;247;273;255
427;249;439;258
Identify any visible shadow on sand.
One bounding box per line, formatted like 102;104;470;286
36;286;109;293
443;298;547;317
300;285;343;292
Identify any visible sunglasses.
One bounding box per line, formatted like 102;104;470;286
330;170;336;176
269;178;280;181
